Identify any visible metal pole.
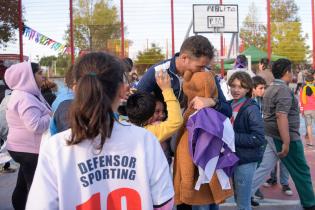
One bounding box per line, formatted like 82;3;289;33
166;39;169;59
220;0;224;77
227;33;235;59
18;0;23;62
312;0;315;69
70;0;74;64
184;18;193;40
267;0;271;60
171;0;175;56
120;0;125;57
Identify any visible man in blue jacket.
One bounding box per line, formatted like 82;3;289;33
137;35;231;118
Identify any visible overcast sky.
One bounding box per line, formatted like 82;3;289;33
0;0;312;61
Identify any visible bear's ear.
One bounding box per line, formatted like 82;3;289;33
183;70;193;82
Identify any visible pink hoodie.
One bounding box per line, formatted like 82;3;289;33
5;62;51;154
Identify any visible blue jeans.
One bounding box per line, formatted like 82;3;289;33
234;162;257;210
192;204;219;210
270;161;290;185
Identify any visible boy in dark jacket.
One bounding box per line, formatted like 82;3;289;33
228;71;265;210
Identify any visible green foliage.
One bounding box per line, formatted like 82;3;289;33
39;55;57;67
240;0;308;64
135;43;165;75
65;0;121;51
271;0;309;64
239;3;267;51
0;0;19;46
40;54;71;76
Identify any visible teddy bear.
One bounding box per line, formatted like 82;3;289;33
173;70;234;206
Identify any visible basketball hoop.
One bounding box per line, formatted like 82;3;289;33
193;4;238;34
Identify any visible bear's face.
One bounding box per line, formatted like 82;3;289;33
183;71;217;104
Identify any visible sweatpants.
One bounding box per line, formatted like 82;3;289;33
251;136;315;208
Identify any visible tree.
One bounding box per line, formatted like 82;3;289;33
40;54;71;76
0;0;19;46
66;0;121;52
39;55;57;67
239;2;267;51
271;0;309;64
135;43;165;75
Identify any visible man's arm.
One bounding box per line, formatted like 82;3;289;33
274;86;293;158
276;113;290;158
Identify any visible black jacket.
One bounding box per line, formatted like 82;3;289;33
229;98;266;165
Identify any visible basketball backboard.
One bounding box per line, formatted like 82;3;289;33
193;4;238;33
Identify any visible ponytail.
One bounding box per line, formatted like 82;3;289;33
67;52;125;149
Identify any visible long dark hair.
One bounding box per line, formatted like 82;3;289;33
68;52;125;149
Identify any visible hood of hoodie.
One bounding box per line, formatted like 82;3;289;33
4;62;41;97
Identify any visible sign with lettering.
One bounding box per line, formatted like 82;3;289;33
208;16;224;28
193;4;238;33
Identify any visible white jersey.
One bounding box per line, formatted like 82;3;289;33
26;122;174;210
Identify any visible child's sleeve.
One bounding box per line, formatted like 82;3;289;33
145;88;183;142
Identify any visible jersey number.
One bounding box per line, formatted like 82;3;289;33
76;188;141;210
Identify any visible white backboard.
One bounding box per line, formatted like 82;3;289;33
193;4;238;33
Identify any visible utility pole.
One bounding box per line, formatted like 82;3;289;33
120;0;125;57
70;0;74;64
171;0;175;56
18;0;23;62
267;0;271;60
220;0;224;77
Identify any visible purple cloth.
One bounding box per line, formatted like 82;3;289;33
187;108;238;177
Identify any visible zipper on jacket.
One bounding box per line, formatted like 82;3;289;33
168;70;182;100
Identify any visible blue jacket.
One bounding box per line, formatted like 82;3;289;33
51;87;74;112
136;53;232;118
229;98;266;165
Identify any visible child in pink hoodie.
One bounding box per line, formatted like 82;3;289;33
5;62;51;210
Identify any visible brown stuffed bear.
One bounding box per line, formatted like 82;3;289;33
173;70;234;205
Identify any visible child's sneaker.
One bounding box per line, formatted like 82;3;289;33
263;178;277;187
254;189;264;200
0;167;16;173
282;185;293;196
251;197;260;207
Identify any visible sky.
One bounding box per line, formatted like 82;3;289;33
0;0;313;62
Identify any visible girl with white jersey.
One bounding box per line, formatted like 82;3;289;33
26;52;174;210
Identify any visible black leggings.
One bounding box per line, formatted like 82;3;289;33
8;151;38;210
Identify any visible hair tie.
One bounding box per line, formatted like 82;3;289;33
88;72;97;76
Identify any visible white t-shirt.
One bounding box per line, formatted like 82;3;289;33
226;68;255;82
26;122;174;210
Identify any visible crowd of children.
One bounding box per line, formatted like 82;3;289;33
0;35;315;210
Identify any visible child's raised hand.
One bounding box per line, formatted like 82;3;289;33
155;70;171;91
